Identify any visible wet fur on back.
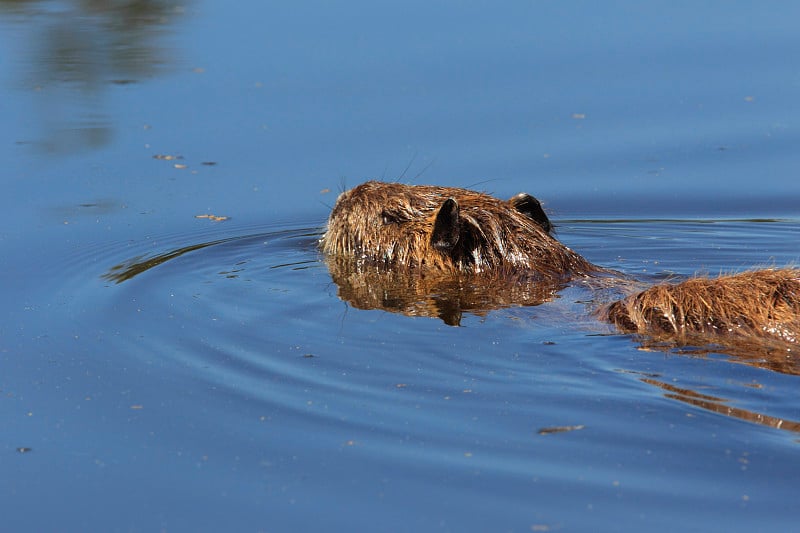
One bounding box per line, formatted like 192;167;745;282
607;268;800;343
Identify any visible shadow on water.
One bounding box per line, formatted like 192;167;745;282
1;0;188;153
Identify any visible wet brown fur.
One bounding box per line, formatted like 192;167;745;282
321;181;800;350
322;180;596;279
607;268;800;343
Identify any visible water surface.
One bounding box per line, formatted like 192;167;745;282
2;1;800;531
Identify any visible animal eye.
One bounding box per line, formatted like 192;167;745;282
381;210;406;225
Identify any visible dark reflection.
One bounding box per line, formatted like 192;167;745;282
630;338;800;376
326;255;800;376
102;236;238;284
639;375;800;433
1;0;187;153
325;256;573;326
101;228;321;284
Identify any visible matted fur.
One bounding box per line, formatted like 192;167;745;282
606;268;800;342
321;180;597;279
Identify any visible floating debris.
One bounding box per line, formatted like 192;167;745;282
195;214;229;222
538;424;585;435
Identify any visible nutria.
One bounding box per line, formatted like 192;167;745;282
322;180;596;278
321;181;800;352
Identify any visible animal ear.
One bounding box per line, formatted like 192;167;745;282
509;193;553;234
431;198;460;251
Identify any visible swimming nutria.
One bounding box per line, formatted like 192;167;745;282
322;180;596;278
321;181;800;350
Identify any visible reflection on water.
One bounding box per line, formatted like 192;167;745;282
640;375;800;433
631;338;800;377
1;0;187;152
324;255;581;326
103;235;239;284
102;227;320;283
325;243;800;377
74;213;800;531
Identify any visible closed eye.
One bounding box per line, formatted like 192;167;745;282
381;209;409;225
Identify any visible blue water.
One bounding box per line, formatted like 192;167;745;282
2;2;800;531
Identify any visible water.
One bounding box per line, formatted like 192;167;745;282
2;2;800;531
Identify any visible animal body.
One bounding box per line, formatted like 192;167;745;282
321;181;800;349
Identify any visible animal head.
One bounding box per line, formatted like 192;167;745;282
321;181;594;278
